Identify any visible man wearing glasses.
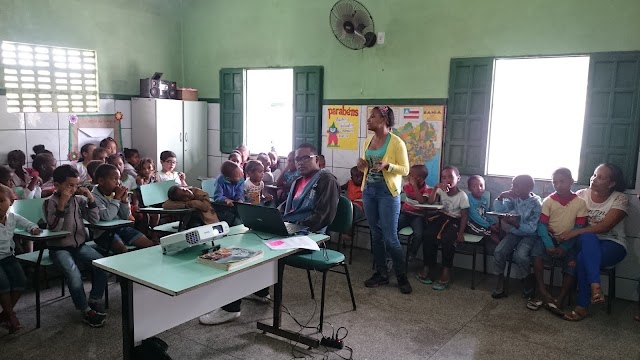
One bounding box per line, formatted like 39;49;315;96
282;143;340;234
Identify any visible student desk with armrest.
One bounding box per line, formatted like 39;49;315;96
93;225;329;360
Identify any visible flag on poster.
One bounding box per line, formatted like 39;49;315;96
403;108;421;120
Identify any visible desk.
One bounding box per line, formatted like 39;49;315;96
93;225;328;360
14;229;70;328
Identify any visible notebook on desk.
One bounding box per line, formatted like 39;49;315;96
235;203;307;237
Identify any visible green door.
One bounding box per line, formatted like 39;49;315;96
444;58;494;175
219;68;244;154
578;52;640;188
293;67;323;152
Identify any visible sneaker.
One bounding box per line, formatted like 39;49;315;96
397;276;413;294
244;294;271;304
199;308;241;325
364;272;389;288
88;301;107;316
83;310;107;328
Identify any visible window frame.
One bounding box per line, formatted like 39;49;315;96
444;52;640;188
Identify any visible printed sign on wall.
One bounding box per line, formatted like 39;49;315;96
326;106;359;150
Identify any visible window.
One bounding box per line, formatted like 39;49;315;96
1;41;99;113
487;57;590;178
444;53;640;187
245;69;294;155
220;66;323;155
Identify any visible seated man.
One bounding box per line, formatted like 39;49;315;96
198;143;340;325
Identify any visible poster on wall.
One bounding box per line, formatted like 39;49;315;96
67;112;123;161
366;105;445;187
325;106;359;150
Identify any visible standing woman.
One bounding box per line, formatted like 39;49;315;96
557;163;629;321
358;106;412;294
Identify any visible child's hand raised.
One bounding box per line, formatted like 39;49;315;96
435;183;450;192
30;227;41;235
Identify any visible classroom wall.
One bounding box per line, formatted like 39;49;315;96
0;0;182;167
182;0;640;99
0;0;183;95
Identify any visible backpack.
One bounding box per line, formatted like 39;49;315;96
133;337;172;360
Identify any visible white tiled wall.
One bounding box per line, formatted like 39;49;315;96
0;96;132;167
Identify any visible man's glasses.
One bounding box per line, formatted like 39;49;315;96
294;155;317;164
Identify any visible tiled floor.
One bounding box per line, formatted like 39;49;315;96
2;248;640;359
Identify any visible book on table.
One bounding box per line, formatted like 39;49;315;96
197;247;264;270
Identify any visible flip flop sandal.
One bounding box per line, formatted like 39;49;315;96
432;281;450;291
527;299;543;311
563;310;586;322
416;273;433;285
591;290;606;305
545;302;565;317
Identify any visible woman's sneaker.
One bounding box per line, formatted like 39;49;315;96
364;272;389;287
83;310;107;328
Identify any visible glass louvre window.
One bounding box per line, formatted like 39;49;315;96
2;41;99;113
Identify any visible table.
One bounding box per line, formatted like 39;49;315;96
14;229;70;328
93;225;328;360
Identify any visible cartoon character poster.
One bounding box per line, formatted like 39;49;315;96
325;106;359;150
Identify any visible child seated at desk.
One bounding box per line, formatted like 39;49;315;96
91;164;155;253
157;150;187;186
491;174;542;299
135;157;157;186
466;175;500;243
44;165;107;327
31;150;57;198
76;144;97;183
275;151;299;203
420;166;468;289
214;161;245;226
400;165;432;260
341;166;365;220
7;149;42;199
256;153;275;185
0;184;41;333
244;160;273;205
164;185;219;226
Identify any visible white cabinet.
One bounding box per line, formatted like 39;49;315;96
131;98;208;182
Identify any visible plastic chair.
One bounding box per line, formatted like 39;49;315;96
201;178;218;201
138;181;194;233
331;195;356;263
601;266;616;314
283;195;357;332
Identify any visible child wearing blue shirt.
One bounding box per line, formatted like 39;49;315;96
491;175;542;299
465;175;500;243
214;161;245;226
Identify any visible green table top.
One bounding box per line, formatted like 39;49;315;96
84;219;134;229
93;225;328;296
13;229;70;240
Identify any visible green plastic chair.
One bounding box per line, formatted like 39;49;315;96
283;195;357;332
138;181;194;233
331;195;356;263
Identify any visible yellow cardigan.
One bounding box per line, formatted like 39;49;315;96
361;132;410;197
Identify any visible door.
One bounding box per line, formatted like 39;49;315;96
155;99;184;172
293;67;323;151
183;101;208;181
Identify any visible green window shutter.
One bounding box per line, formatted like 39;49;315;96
444;58;494;175
578;52;640;188
293;66;323;152
219;68;244;153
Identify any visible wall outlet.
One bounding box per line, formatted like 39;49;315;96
377;32;385;44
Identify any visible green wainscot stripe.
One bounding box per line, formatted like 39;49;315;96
323;98;447;105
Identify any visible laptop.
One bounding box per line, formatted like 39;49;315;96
234;203;307;237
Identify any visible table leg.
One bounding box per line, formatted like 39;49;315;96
257;259;320;348
120;276;135;360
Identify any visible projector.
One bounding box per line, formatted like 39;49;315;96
160;222;230;255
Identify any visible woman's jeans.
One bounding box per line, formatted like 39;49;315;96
362;181;406;278
576;233;626;307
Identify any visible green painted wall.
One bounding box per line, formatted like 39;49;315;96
182;0;640;99
0;0;183;95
